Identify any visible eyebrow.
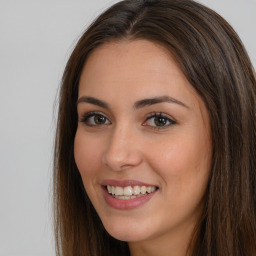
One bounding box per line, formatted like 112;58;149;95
77;95;189;109
77;96;110;109
134;96;189;109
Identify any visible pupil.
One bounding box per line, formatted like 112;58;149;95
155;117;166;126
95;115;105;124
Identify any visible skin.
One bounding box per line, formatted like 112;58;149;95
74;40;212;256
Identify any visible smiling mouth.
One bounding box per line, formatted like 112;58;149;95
105;185;159;200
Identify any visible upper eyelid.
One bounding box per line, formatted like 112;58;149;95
79;111;111;120
145;112;176;122
146;112;169;118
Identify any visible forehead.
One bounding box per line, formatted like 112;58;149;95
81;39;178;81
78;39;201;109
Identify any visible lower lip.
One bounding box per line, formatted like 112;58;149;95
102;187;157;210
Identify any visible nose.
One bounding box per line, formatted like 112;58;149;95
102;125;143;171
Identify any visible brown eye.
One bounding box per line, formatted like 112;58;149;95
143;113;176;128
154;116;168;126
80;113;111;126
94;115;107;124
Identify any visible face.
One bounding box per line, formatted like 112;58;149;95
74;40;212;246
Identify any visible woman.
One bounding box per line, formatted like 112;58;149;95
53;0;256;255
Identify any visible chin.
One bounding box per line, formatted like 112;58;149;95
107;229;148;243
102;218;153;242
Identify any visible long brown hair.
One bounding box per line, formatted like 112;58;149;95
53;0;256;255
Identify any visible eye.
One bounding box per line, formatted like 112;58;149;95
79;112;111;126
143;113;176;128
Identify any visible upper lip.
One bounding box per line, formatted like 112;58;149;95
101;179;158;187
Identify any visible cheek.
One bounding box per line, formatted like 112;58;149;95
148;136;211;223
74;130;103;181
146;134;211;193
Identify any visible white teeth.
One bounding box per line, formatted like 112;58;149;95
146;186;152;193
106;185;158;197
133;186;140;195
140;186;147;194
115;186;123;196
123;186;133;196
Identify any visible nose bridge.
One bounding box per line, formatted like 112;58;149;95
102;122;142;170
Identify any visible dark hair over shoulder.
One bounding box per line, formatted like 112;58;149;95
53;0;256;255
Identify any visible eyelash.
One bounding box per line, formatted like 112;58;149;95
79;111;176;129
143;112;176;129
79;112;111;126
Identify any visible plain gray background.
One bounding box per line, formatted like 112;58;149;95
0;0;255;255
